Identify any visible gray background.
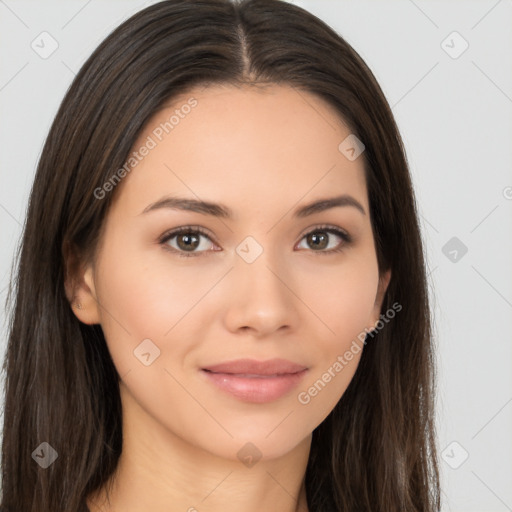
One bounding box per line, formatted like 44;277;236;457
1;0;511;510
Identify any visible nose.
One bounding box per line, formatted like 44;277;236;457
222;246;301;338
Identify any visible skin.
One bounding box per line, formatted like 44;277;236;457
67;83;391;512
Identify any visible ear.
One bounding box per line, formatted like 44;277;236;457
367;268;392;331
63;242;102;325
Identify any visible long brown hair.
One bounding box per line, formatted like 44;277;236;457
1;1;440;510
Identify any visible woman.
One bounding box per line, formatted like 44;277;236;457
1;0;440;511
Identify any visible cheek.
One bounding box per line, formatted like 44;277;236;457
92;245;171;373
296;252;379;344
291;251;378;408
294;267;376;420
96;245;204;330
93;244;223;374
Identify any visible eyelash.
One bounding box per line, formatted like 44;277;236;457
158;224;352;258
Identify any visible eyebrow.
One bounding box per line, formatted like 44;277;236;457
140;194;366;218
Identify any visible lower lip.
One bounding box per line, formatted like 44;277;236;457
201;369;308;403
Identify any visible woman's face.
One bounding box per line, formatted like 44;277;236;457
74;83;390;462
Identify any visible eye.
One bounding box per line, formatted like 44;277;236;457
159;226;218;258
296;224;352;254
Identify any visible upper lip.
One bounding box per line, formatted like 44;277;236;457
202;358;307;376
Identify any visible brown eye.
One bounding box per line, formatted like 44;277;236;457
297;226;351;254
159;226;216;257
306;232;329;250
176;232;200;251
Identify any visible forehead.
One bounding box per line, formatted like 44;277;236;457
112;83;368;219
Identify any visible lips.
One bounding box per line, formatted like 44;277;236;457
202;358;307;376
201;358;308;403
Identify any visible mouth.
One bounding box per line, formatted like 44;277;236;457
200;358;308;403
